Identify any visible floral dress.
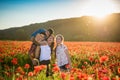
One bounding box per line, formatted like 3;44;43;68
56;44;68;67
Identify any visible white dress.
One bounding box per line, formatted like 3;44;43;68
39;45;51;61
56;44;68;66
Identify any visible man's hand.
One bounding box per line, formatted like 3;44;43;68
31;36;35;42
35;34;41;42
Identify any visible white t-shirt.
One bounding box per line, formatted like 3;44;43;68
39;45;51;61
56;44;68;66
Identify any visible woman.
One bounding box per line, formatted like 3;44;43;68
35;34;54;76
38;34;54;64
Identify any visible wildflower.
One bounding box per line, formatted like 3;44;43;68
71;68;77;73
100;56;109;63
52;66;60;73
52;64;57;67
10;52;15;56
73;63;78;67
81;73;87;79
4;65;10;71
84;61;88;65
118;67;120;74
65;64;70;69
111;77;116;80
34;65;46;75
28;72;33;77
16;67;25;75
16;75;23;80
82;65;85;69
61;72;66;80
77;72;82;79
34;66;42;74
95;59;99;63
102;68;108;74
70;75;74;80
40;65;47;69
0;59;3;63
4;71;11;77
24;64;30;69
11;58;18;65
88;76;93;80
102;76;110;80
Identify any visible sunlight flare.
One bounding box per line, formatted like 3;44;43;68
81;0;117;19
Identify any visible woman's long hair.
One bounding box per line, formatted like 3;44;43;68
48;34;55;53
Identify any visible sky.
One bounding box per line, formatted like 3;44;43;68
0;0;120;30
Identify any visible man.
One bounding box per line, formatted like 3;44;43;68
29;28;54;66
31;28;54;42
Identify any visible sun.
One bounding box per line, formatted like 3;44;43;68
81;0;116;19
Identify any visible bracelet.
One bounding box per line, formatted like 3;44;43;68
33;58;40;65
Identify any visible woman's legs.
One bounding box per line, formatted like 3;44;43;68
40;60;50;77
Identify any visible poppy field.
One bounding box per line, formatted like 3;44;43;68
0;41;120;80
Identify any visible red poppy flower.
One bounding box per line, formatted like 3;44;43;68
102;76;109;80
28;72;33;77
16;67;25;75
16;75;23;80
40;65;47;69
52;64;57;67
24;64;30;69
34;66;42;74
65;64;70;69
0;59;3;63
11;58;18;65
34;65;46;75
70;75;74;80
89;57;94;62
52;66;60;73
100;56;109;63
61;72;66;79
118;67;120;74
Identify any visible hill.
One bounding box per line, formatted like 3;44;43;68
0;13;120;41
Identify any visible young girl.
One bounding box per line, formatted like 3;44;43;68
55;34;72;71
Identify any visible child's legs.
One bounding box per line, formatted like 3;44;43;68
59;64;68;72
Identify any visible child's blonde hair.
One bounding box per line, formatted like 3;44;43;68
55;34;64;44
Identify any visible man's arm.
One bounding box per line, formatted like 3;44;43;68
38;41;48;45
31;29;46;38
